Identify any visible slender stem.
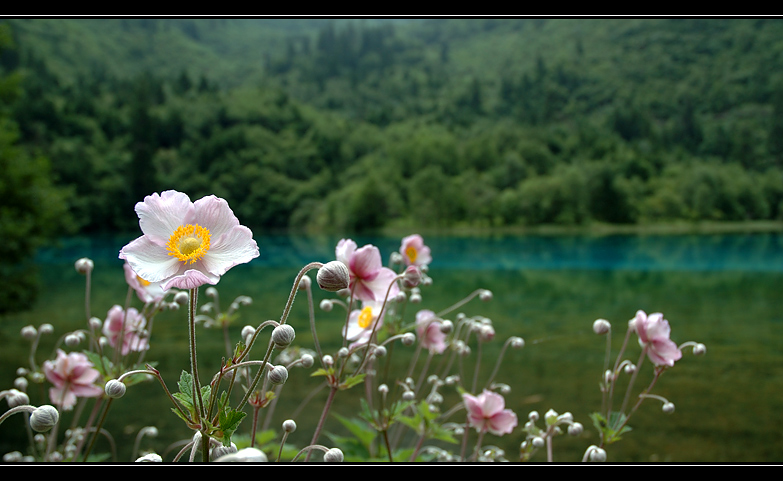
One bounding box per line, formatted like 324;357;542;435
81;398;113;462
619;346;648;415
188;288;205;420
436;289;483;318
305;386;338;462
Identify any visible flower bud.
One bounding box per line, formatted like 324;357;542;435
30;405;59;432
39;324;54;335
64;334;81;347
282;419;297;433
271;324;296;349
401;332;416;346
20;325;37;340
440;320;453;334
479;289;493;302
373;345;387;358
402;390;415;401
319;299;333;312
300;353;314;368
402;265;421;289
662;402;675;414
337;347;349;358
211;443;237;461
587;445;607;462
268;365;288;385
5;389;29;408
592;319;611;335
322;355;334;367
174;291;190;306
215;447;268;462
104;380;126;399
297;275;311;291
316;261;350;292
693;343;707;356
324;447;344;462
568;422;584;436
14;377;28;391
135;453;163;462
531;436;545;448
89;317;102;330
74;258;94;275
510;336;525;349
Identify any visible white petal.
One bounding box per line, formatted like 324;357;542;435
120;236;181;283
202;225;259;276
136;191;194;244
194;195;240;239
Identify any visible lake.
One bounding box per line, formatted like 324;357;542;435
1;232;782;462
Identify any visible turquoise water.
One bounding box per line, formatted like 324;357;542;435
3;232;782;462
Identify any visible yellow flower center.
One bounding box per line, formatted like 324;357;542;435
405;246;418;264
136;275;151;287
167;224;211;265
358;306;374;329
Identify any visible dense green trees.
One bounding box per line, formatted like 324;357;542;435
1;17;782;246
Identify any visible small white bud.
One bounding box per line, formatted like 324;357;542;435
592;319;611;335
271;324;296;349
531;436;545;448
402;265;422;289
205;287;219;298
30;405;59;432
587;446;607;462
297;275;311;291
528;411;539;422
373;345;387;358
568;422;584;436
322;355;334;367
409;292;422;303
300;354;314;368
510;336;525;349
268;365;288;385
104;380;126;399
479;289;493;302
74;258;94;275
174;291;189;306
401;333;416;346
378;384;389;394
389;252;404;265
440;320;453;334
402;390;416;401
64;334;81;347
215;447;268;462
13;377;28;391
282;419;297;433
211;443;237;461
39;324;54;335
545;409;559;426
5;389;29;408
89;317;102;330
337;347;350;358
241;325;255;342
316;261;350;292
624;363;636;374
135;452;163;462
693;343;707;356
662;402;675;414
319;299;333;312
20;325;37;340
324;447;344;462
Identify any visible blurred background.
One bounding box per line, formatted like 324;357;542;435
0;18;781;462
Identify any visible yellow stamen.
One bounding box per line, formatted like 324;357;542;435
358;306;374;329
167;224;211;265
405;246;418;264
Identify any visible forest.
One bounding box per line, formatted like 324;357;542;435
2;18;783;311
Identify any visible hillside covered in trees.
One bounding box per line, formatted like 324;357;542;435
3;18;783;242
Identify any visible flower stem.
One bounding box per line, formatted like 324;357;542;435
305;385;337;462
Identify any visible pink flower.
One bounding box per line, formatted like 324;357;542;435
336;239;400;302
633;310;683;367
103;304;149;356
415;309;447;354
343;300;386;347
123;262;167;304
399;234;432;267
462;389;518;436
43;350;103;410
119;191;259;290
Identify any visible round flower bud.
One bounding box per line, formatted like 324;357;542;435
271;324;296;349
104;380;126;399
662;402;675;414
300;353;314;368
205;287;219;298
319;299;333;312
215;447;268;462
30;405;59;432
64;334;81;347
401;332;416;346
89;317;102;330
389;252;404;265
173;291;190;306
440;320;453;334
74;258;94;275
693;343;707;356
5;389;29;408
324;447;344;462
402;265;422;289
592;319;611;335
588;446;607;462
373;345;387;358
135;453;163;462
20;325;37;340
479;289;493;302
211;443;237;461
322;355;334;367
282;419;297;433
316;261;350;292
3;451;22;462
337;347;349;358
297;275;311;291
568;422;584;436
510;336;525;349
545;409;559;426
241;325;255;341
39;324;54;335
14;377;28;391
268;365;288;385
402;390;416;401
531;436;545;448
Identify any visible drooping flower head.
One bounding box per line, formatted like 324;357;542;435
43;349;103;410
462;389;518;436
336;239;399;302
123;262;168;305
399;234;432;267
103;304;149;356
632;310;683;367
415;309;447;354
119;191;260;290
343;300;386;348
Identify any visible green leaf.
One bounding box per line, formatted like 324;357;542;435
217;407;247;446
331;412;377;450
589;411;632;445
339;373;366;390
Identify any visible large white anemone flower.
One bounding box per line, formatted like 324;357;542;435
119;190;259;290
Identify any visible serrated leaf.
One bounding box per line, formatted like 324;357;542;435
332;412;377;450
589;411;632;445
339;373;366;390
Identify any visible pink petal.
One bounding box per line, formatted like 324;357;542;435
162;268;218;290
201;225;259;277
120;235;182;284
135;191;194;244
350;245;382;279
487;410;518;435
194;195;240;240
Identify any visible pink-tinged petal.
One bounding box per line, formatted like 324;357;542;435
487;410;518;435
335;239;357;265
350;245;382;280
463;393;481;415
194;195;240;239
649;339;683;366
478;390;506;416
634;310;649;343
120;235;182;284
49;387;77;410
162;268;218;290
201;225;259;277
360;267;400;302
135;190;194;244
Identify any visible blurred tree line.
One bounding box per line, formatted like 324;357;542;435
1;18;783;276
